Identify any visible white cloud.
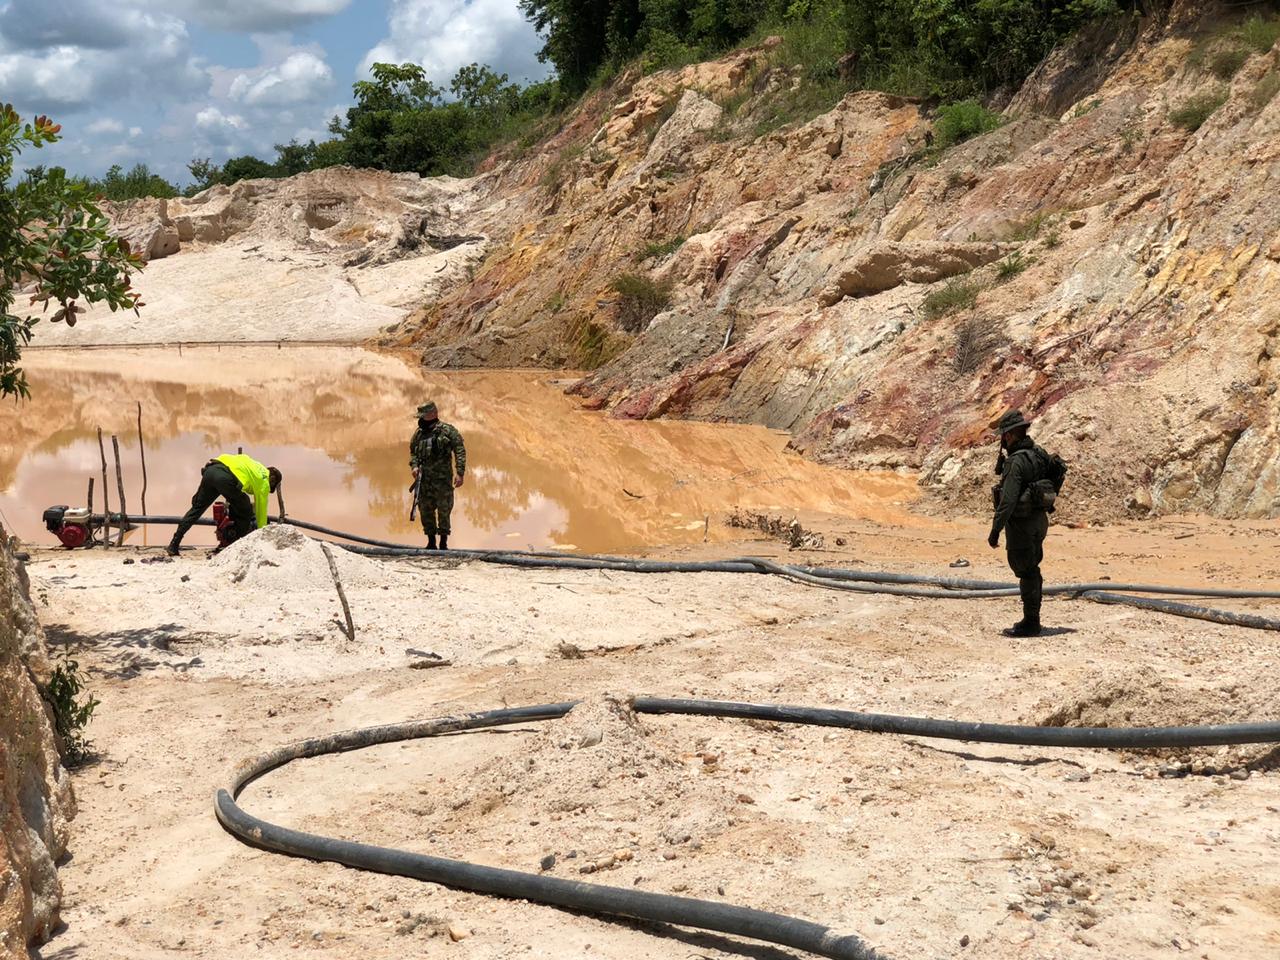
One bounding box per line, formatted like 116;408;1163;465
166;0;351;31
228;50;333;106
0;5;203;110
87;118;125;135
0;0;184;51
195;106;248;143
129;126;143;138
361;0;548;86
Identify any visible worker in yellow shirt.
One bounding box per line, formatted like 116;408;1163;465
166;453;282;556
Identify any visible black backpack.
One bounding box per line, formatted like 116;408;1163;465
1016;446;1068;513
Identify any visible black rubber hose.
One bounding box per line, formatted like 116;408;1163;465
632;697;1280;748
218;697;1280;958
216;704;884;960
1081;590;1280;631
87;514;1280;627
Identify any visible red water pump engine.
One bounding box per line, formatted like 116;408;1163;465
212;501;236;549
43;505;92;549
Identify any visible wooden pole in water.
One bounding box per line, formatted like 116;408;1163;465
97;429;111;548
112;435;127;546
136;401;148;516
86;478;94;544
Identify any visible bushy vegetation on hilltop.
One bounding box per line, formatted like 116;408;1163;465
70;0;1173;199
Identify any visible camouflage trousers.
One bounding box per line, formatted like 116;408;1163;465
418;482;454;537
1005;511;1049;625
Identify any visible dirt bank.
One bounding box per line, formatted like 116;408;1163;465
26;512;1280;959
0;532;74;958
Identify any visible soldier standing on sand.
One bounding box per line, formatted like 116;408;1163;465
410;401;466;550
987;409;1057;637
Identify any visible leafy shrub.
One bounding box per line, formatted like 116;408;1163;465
1250;72;1280;111
636;236;686;261
45;658;100;765
932;100;1003;150
1169;90;1227;132
922;278;981;320
996;251;1029;282
611;273;673;332
1209;47;1249;80
1240;13;1280;54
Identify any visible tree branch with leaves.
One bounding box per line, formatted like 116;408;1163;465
1;105;143;399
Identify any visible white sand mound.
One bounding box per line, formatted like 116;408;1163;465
202;524;388;591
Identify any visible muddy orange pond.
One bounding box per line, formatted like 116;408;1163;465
1;346;920;551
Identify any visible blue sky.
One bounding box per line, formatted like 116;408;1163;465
0;0;551;184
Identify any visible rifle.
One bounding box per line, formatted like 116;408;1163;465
409;475;420;522
991;445;1006;511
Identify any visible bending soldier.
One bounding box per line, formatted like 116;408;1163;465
409;401;466;550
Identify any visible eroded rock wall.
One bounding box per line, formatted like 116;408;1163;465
0;531;75;956
393;4;1280;521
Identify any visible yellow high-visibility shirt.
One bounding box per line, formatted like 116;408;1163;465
216;454;271;529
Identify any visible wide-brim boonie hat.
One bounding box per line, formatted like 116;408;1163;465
994;409;1032;433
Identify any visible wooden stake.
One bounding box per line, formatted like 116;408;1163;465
319;542;355;643
112;435;127;546
136;401;148;516
97;429;111;549
86;478;94;545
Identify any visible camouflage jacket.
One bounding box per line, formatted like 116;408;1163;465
410;422;466;485
991;436;1049;535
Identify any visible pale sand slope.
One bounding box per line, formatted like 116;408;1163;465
32;168;488;346
26;515;1280;960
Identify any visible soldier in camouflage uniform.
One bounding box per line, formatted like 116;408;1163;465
988;409;1051;637
409;401;466;550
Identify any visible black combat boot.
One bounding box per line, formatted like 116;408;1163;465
166;537;181;557
439;535;449;551
1004;573;1043;636
427;534;437;550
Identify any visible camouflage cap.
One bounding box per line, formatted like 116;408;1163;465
415;402;439;419
994;409;1032;434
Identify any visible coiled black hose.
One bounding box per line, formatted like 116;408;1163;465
218;697;1280;958
215;703;885;960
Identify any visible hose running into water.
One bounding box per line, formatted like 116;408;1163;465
217;699;1280;960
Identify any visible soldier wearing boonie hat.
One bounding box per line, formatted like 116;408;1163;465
988;409;1054;637
409;401;466;550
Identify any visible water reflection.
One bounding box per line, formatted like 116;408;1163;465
1;346;921;551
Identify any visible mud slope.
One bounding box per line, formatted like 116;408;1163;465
390;1;1280;521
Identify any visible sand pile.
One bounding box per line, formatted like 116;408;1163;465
1029;666;1280;770
439;697;743;865
202;525;388;592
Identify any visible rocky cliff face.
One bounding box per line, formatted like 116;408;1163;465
0;532;75;957
389;2;1280;521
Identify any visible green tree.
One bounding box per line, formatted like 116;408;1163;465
186;157;222;193
1;106;142;398
93;162;179;201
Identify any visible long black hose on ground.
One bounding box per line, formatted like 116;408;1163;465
215;703;885;960
87;513;1280;629
217;698;1280;959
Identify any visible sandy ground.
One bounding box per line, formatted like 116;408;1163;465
30;239;485;347
24;511;1280;960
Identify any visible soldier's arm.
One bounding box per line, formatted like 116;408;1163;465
991;455;1028;536
452;427;466;477
408;428;421;470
